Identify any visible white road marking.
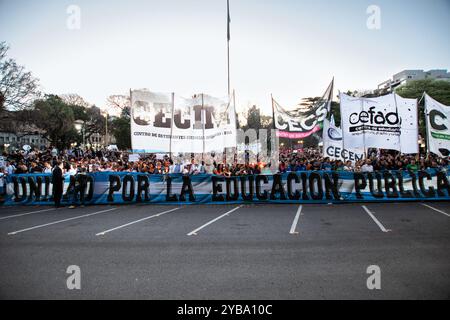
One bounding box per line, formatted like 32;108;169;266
96;207;180;236
421;203;450;217
0;208;55;221
289;205;303;235
8;207;118;235
187;205;243;236
362;205;391;233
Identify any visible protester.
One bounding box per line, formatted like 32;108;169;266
51;160;64;208
1;145;448;178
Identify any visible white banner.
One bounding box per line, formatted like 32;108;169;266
340;93;418;154
425;94;450;158
323;117;365;163
131;90;237;154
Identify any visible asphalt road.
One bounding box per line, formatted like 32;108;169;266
0;202;449;299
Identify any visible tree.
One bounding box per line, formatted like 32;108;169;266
59;94;91;109
246;105;261;130
0;42;40;112
106;94;130;117
106;94;131;150
329;101;341;125
396;79;450;138
111;117;131;150
84;105;106;143
396;79;450;105
60;95;107;146
32;95;77;149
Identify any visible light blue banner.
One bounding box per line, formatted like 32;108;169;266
1;170;449;206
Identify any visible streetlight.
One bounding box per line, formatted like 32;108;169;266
74;120;85;147
102;110;109;147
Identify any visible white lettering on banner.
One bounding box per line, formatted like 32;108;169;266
425;94;450;158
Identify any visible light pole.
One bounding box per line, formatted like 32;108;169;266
102;111;109;147
74;120;85;147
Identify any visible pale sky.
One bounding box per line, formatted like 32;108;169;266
1;0;449;115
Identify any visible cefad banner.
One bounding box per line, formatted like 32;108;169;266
1;170;449;206
340;93;419;154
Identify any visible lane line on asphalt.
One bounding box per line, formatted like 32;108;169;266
8;207;118;235
0;208;56;221
362;205;391;233
187;205;243;236
289;205;303;235
421;203;450;217
96;207;181;236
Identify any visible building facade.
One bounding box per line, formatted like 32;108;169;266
0;132;50;150
378;69;450;93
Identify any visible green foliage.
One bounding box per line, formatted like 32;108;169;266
111;117;131;150
33;95;77;149
396;79;450;105
246;105;262;130
69;103;89;122
396;79;450;137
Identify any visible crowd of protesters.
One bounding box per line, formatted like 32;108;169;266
0;145;449;180
278;148;448;173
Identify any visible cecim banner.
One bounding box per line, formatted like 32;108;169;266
1;170;449;206
272;79;333;138
340;93;419;154
425;94;450;158
322;116;365;163
131;90;237;154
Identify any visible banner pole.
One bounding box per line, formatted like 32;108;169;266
233;90;238;153
202;93;205;161
393;92;402;154
170;92;175;159
271;94;276;130
418;91;426;106
423;93;431;156
129;89;133;154
360;97;367;159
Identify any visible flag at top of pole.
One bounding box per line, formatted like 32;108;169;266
227;0;231;41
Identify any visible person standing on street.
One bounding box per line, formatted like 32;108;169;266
52;161;64;208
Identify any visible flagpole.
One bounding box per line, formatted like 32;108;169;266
233;89;238;150
271;94;276;130
338;91;346;154
202;93;205;161
129;89;133;153
393;92;402;154
360;98;367;158
227;0;231;96
169;92;175;159
423;93;431;156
